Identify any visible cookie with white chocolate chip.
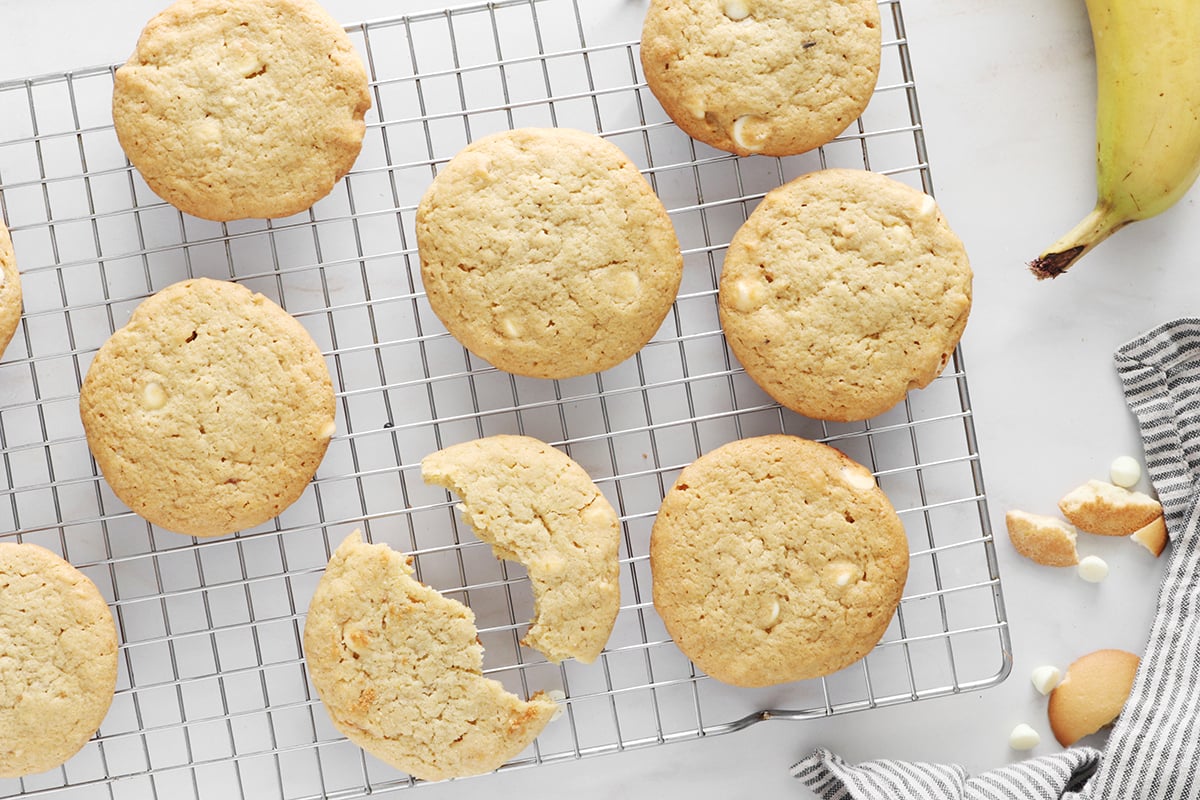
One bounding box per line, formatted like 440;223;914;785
421;434;621;664
640;0;881;156
303;531;558;781
649;434;909;687
416;127;683;379
112;0;370;221
0;543;118;778
0;219;22;358
718;168;972;422
80;278;335;537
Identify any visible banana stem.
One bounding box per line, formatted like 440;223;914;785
1028;204;1130;280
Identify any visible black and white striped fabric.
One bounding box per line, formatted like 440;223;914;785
793;318;1200;800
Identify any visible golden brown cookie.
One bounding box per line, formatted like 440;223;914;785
650;434;909;687
421;434;621;664
1058;480;1163;536
303;531;558;781
640;0;881;156
0;219;22;358
79;278;335;537
718;168;972;422
112;0;370;221
0;542;119;778
1005;510;1079;567
1048;649;1140;746
415;127;683;379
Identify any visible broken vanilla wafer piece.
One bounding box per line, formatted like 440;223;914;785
1058;479;1162;536
1005;510;1079;567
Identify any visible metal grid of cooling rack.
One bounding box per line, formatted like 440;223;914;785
0;0;1009;797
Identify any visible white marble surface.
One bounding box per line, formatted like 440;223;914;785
1;0;1192;797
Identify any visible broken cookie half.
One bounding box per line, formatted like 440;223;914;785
1058;479;1162;536
302;531;557;781
1005;510;1079;567
422;434;622;664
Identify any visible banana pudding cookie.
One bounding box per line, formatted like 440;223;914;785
112;0;370;221
0;542;119;777
416;127;683;379
0;219;22;358
422;434;621;664
303;531;558;781
640;0;881;156
650;435;909;687
79;278;335;537
718;168;972;422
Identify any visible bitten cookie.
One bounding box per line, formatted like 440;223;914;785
650;434;909;687
718;168;972;422
112;0;370;221
0;542;119;778
80;278;335;537
416;127;683;379
421;434;621;664
640;0;881;156
303;531;558;782
0;219;22;357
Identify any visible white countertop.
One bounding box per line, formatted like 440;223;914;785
0;0;1189;797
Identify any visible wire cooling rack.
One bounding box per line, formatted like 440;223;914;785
0;0;1009;797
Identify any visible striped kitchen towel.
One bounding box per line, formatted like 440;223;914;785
793;318;1200;800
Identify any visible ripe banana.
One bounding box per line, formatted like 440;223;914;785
1029;0;1200;280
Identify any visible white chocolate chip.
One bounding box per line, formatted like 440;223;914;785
549;689;567;721
683;98;707;120
730;115;769;153
1008;723;1040;751
729;278;767;312
196;118;221;144
320;420;337;439
230;49;267;79
462;152;493;186
1030;665;1062;695
142;382;167;410
917;194;938;220
839;465;877;491
826;562;861;588
500;317;522;339
615;271;641;303
582;502;612;527
722;0;751;20
1077;555;1109;583
759;599;781;629
1110;456;1142;488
